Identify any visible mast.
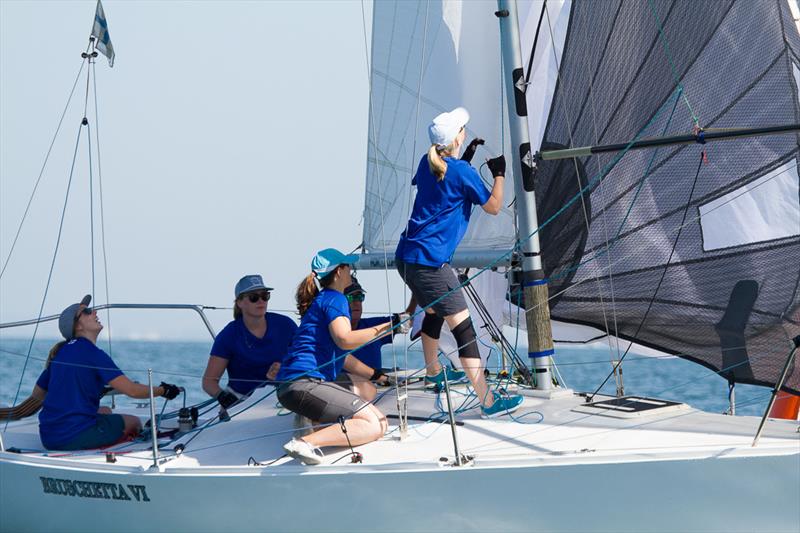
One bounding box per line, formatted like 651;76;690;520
496;0;555;392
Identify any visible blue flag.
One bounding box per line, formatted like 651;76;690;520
91;0;115;67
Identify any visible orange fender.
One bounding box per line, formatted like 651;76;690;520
769;392;800;420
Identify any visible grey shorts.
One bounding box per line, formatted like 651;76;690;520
57;414;126;451
277;378;367;423
395;259;467;317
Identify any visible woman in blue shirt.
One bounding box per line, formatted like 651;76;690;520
395;107;523;418
202;275;298;409
276;249;403;465
35;295;181;450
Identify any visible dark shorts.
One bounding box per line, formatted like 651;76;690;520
335;371;354;391
395;259;468;317
277;378;367;423
59;414;126;451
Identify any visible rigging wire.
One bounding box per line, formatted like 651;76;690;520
5;123;88;432
587;150;706;401
0;59;88;281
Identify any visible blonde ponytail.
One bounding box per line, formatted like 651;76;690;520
427;144;448;181
46;340;67;368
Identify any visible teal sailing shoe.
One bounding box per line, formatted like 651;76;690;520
424;367;467;388
480;392;524;418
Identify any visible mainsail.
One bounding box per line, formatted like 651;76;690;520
362;1;800;393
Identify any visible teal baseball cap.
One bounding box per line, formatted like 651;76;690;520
311;248;359;278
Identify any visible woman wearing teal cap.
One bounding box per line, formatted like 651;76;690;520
275;248;408;465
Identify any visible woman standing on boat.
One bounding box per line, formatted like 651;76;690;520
276;249;404;465
35;295;181;450
202;275;298;409
395;107;523;417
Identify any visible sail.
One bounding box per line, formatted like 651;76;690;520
533;0;800;392
362;0;518;257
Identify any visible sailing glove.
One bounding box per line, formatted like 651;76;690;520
460;138;485;164
487;155;506;177
160;382;182;400
392;312;412;334
216;390;239;409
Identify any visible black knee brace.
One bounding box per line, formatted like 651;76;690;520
421;313;444;340
452;318;480;359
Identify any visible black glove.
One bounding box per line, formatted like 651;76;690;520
460;138;485;164
370;368;389;385
216;390;239;409
487;155;506;177
159;382;181;400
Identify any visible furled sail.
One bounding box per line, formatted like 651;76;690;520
533;0;800;392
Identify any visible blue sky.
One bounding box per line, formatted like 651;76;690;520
0;0;414;340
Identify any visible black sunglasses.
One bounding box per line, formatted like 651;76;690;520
77;307;93;317
245;291;270;303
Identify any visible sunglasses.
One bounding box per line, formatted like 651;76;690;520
244;291;270;303
75;307;93;319
346;293;365;303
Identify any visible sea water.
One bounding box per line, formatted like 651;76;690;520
0;336;772;417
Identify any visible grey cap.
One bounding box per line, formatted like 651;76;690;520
344;277;366;296
234;275;273;298
58;294;92;339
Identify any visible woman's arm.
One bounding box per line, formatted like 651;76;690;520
109;375;166;399
481;155;506;215
329;316;391;351
202;356;229;398
0;386;47;420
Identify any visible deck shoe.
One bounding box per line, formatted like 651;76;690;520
480;392;524;419
425;367;466;388
283;438;324;465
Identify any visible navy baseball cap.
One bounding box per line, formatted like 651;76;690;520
344;277;366;296
234;275;273;298
58;294;92;339
311;248;359;278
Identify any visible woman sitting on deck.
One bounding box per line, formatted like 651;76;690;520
35;295;181;450
276;249;407;465
202;274;298;410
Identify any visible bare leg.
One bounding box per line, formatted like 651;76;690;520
444;309;494;408
121;415;142;438
302;404;386;448
349;374;377;402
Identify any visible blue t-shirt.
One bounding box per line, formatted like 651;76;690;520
37;338;124;449
210;312;298;394
396;155;491;267
350;316;393;370
275;289;350;382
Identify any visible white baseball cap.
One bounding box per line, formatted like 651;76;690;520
428;107;470;146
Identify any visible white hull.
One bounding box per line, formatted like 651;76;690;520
2;385;799;532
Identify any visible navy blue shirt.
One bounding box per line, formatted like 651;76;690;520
350;316;393;370
37;338;124;449
210;312;298;394
396;155;491;267
276;289;350;382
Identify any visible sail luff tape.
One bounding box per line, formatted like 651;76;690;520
524;279;548;287
529;349;555;359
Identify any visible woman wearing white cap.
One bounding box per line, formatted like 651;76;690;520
275;248;408;465
395;107;523;418
30;295;181;450
202;274;298;410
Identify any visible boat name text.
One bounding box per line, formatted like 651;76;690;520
39;476;150;502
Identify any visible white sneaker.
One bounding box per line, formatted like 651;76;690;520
283;438;324;465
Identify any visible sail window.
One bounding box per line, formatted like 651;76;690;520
698;161;800;251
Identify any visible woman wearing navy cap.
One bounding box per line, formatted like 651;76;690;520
202;274;298;409
33;295;181;450
276;248;407;465
395;107;523;418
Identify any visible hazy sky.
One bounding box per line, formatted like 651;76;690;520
0;0;415;340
